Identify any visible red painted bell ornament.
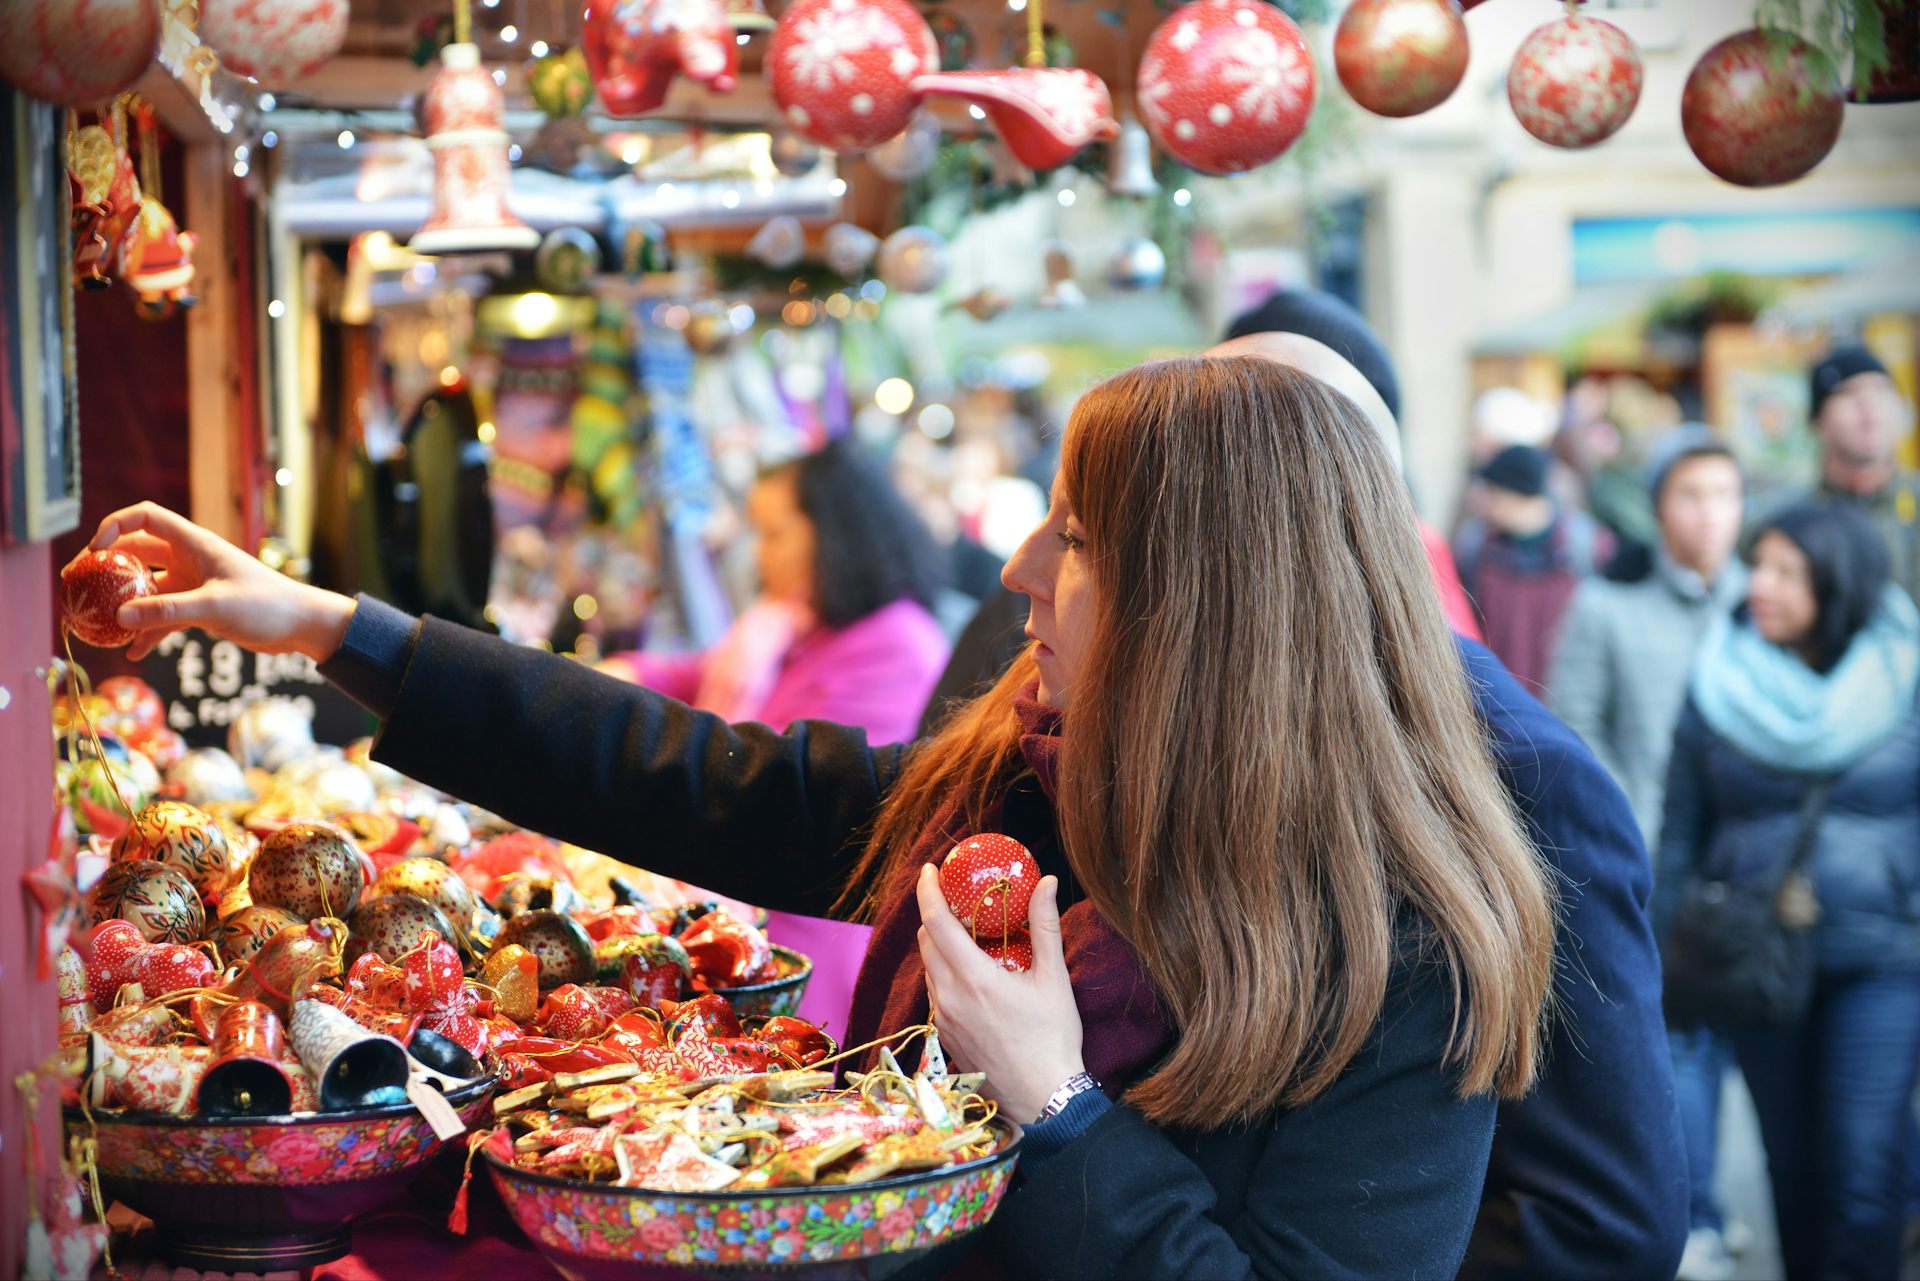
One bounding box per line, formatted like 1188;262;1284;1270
1507;12;1642;149
0;0;159;108
582;0;737;117
769;0;938;151
912;67;1118;171
197;0;349;86
1681;29;1844;188
410;43;540;254
1137;0;1317;176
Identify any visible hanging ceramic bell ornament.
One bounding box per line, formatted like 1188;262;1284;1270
747;215;806;270
87;1033;212;1114
583;0;737;117
529;46;595;119
1138;0;1317;176
1507;13;1642;149
1333;0;1469;119
1681;29;1843;188
912;67;1117;172
410;43;540;254
724;0;775;32
290;999;412;1110
1107;236;1167;291
877;225;948;294
1037;241;1084;309
196;1000;295;1117
769;0;938;151
198;0;349;86
867;107;943;182
1106;112;1159;198
824;222;880;277
0;0;159;109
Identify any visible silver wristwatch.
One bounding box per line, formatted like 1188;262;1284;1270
1032;1071;1101;1124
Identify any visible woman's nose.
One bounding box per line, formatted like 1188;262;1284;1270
1002;529;1050;601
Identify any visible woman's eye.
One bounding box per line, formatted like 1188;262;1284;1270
1056;530;1083;552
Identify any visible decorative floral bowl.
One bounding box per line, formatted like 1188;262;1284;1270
713;945;812;1020
484;1117;1021;1278
65;1074;495;1272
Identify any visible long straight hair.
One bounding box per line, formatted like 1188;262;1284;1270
845;357;1555;1128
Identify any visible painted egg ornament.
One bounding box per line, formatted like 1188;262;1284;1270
347;894;458;965
86;859;205;946
127;724;187;771
1681;28;1844;188
0;0;160;109
165;747;251;807
1507;13;1642;149
208;904;304;968
939;834;1041;940
1333;0;1468;119
769;0;938;151
494;909;598;990
1137;0;1317;176
248;822;364;921
110;800;235;900
60;548;157;648
67;757;149;834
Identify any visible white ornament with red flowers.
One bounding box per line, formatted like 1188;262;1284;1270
198;0;349;86
1137;0;1316;176
1507;13;1643;149
769;0;937;151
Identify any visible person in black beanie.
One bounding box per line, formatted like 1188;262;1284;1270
1786;344;1919;604
1454;443;1614;692
1221;286;1403;419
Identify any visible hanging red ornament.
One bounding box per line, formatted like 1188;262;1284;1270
1507;12;1642;149
1334;0;1468;119
68;114;142;290
410;43;540;254
1681;28;1843;188
582;0;737;117
197;0;348;86
0;0;159;109
768;0;937;151
1137;0;1316;176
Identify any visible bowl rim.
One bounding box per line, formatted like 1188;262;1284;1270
712;944;812;996
61;1072;496;1129
482;1113;1021;1202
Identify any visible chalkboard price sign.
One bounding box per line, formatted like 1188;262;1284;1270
141;630;374;749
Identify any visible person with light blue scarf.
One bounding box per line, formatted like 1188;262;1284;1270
1656;502;1920;1281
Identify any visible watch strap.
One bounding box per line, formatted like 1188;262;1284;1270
1032;1071;1100;1124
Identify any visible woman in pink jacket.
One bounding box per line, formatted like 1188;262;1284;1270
604;439;951;746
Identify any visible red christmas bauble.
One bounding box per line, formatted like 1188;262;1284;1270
1138;0;1317;176
61;549;156;648
1334;0;1468;119
198;0;348;86
939;834;1041;940
1682;29;1844;188
0;0;159;109
769;0;937;151
1508;13;1643;149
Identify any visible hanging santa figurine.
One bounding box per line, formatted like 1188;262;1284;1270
1506;8;1643;149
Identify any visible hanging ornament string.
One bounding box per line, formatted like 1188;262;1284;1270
454;0;472;48
60;633;135;819
1025;0;1046;70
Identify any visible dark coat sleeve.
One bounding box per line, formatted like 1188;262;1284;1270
981;966;1496;1280
368;615;906;918
1651;700;1716;947
1455;640;1688;1281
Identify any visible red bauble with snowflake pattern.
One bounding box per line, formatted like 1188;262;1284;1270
769;0;937;151
1508;13;1643;149
1681;28;1844;188
1334;0;1468;119
1137;0;1317;176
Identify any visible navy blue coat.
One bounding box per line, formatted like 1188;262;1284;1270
1654;699;1920;975
1456;638;1689;1280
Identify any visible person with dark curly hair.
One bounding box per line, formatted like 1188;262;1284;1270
602;438;950;744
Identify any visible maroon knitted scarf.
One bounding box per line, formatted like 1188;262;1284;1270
842;686;1173;1097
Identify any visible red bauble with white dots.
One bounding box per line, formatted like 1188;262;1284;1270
1681;29;1843;188
61;549;156;648
1508;14;1642;148
1137;0;1317;176
768;0;937;151
1334;0;1468;119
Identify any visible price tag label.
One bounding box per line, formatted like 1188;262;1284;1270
407;1074;469;1142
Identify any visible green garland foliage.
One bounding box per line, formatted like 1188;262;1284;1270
1753;0;1893;93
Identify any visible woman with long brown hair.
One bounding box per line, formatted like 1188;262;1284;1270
90;356;1556;1276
